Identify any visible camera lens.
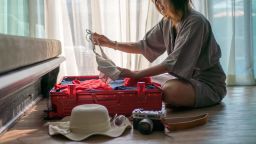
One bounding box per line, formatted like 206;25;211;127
138;118;153;135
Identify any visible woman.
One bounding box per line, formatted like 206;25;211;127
92;0;226;108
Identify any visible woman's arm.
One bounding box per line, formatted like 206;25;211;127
92;33;142;54
119;63;169;79
114;42;142;54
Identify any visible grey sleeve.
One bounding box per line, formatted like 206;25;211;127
161;16;208;79
134;20;166;63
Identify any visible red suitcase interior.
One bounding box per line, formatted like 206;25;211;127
47;76;163;118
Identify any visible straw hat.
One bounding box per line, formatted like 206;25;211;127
48;104;131;141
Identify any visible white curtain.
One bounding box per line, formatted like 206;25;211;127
45;0;161;80
0;0;45;37
194;0;256;86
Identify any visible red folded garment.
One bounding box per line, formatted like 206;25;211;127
54;84;68;90
76;79;112;91
54;79;112;93
124;77;152;86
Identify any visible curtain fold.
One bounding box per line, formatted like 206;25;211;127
253;1;256;80
194;0;256;85
0;0;45;37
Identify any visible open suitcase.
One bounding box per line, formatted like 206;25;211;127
46;76;163;119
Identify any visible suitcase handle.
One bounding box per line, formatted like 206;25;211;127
137;82;145;97
68;84;79;104
68;84;76;97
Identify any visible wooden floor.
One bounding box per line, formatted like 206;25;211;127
1;87;256;144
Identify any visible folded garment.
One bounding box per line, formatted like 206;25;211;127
109;79;125;89
114;85;155;90
54;79;112;93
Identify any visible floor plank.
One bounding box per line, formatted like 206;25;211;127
1;87;256;144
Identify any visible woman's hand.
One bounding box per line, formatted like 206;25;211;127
118;64;168;80
117;67;140;79
92;33;115;48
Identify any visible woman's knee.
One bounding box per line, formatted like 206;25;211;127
161;79;196;107
162;81;180;101
162;80;183;105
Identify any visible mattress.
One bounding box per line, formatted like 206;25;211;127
0;34;62;74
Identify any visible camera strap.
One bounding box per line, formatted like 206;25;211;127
161;113;208;131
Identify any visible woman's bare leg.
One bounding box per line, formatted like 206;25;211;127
162;79;196;107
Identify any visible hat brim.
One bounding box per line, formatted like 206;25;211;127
48;116;131;141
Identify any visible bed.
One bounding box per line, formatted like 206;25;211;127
0;34;64;133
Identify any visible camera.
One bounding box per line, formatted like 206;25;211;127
132;108;166;135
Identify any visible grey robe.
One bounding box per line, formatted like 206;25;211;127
135;10;226;107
